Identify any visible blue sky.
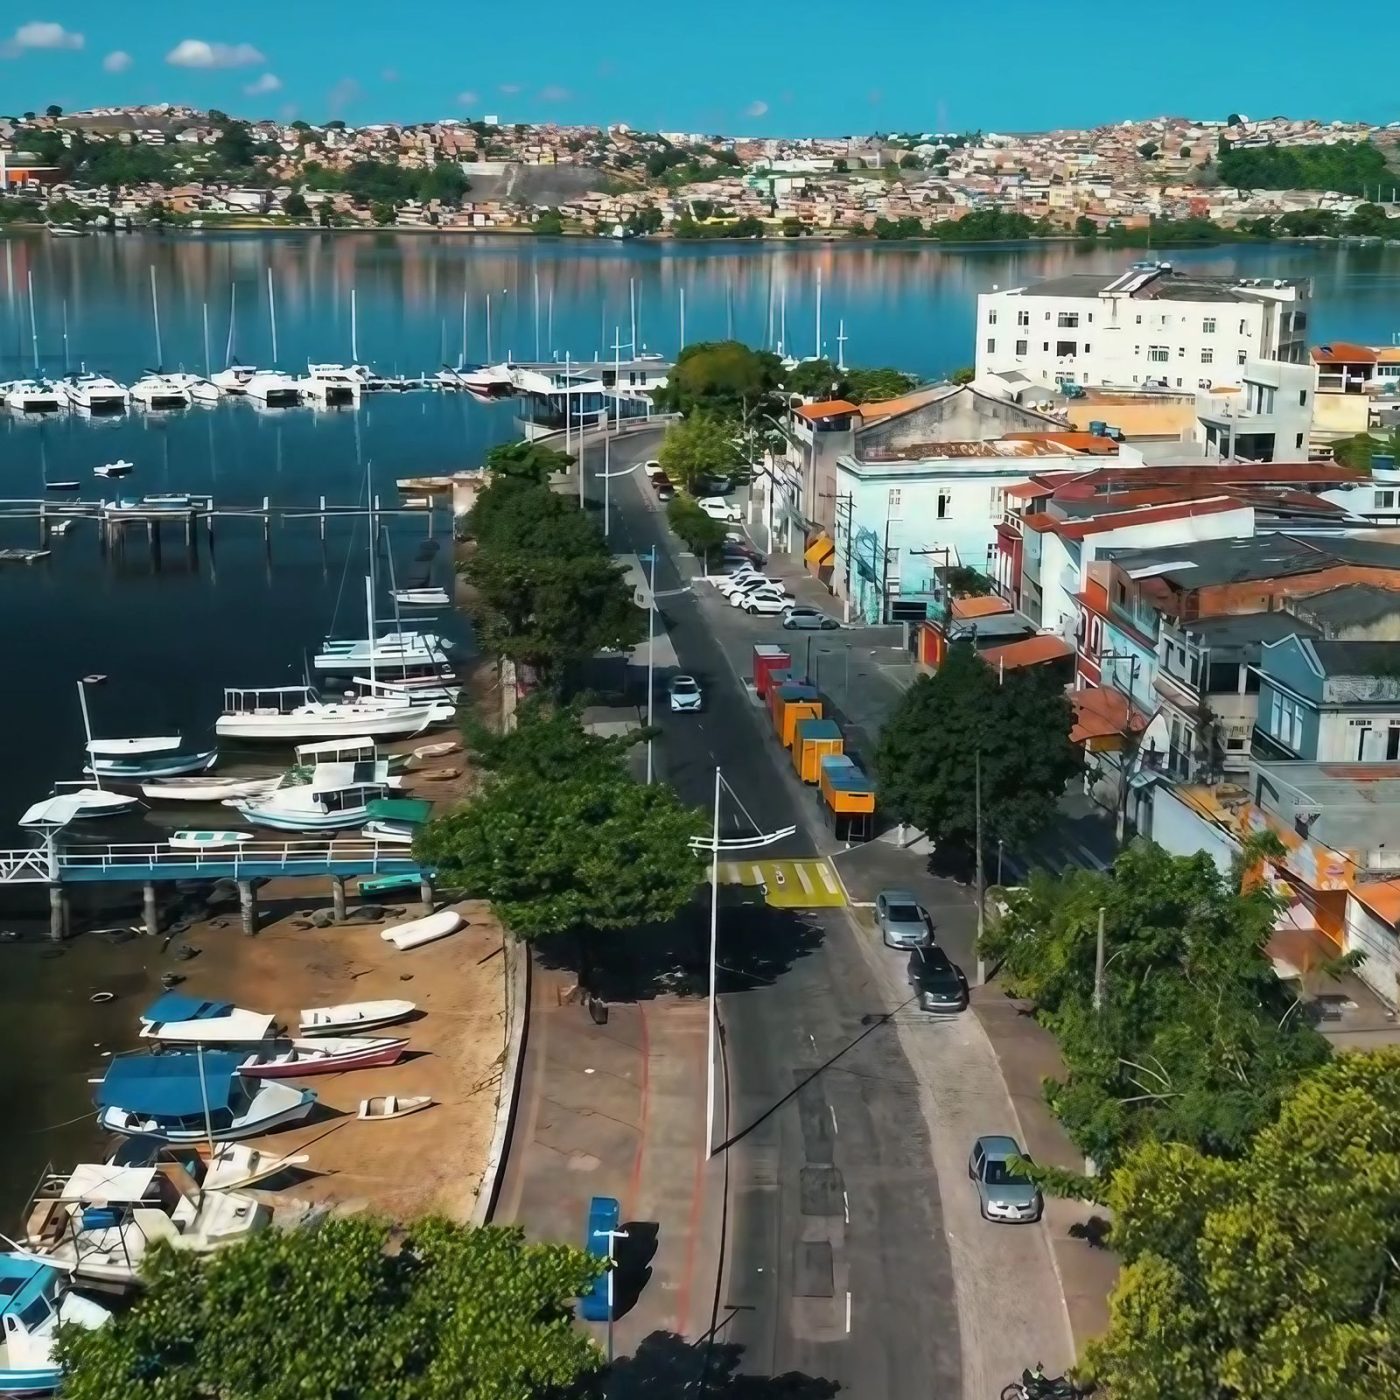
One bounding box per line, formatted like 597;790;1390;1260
0;6;1391;135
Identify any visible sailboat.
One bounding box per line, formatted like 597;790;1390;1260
243;269;302;405
62;372;129;413
130;268;198;410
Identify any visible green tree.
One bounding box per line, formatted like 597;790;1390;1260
899;152;920;169
1218;139;1389;196
781;215;804;237
1333;432;1381;471
652;340;785;417
422;159;470;205
1074;214;1099;238
875;641;1079;853
945;565;992;597
666;492;729;556
842;366;918;402
657;412;743;492
282;191;309;219
212;120;257;168
464;695;643;785
1083;1052;1400;1399
483;439;573;484
980;840;1328;1166
534;207;564;235
950;365;975;385
784;357;843;399
1137;141;1159;159
371;200;396;225
60;1215;603;1400
45;104;62;118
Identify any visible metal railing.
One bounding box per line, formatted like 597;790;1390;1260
0;848;53;883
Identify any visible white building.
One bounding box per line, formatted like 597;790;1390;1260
1193;357;1316;462
975;264;1310;393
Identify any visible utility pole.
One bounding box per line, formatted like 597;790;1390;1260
1093;906;1106;1014
975;749;986;985
645;547;657;784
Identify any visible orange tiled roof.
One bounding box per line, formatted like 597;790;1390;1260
1311;342;1378;366
1070;685;1149;745
981;635;1072;671
794;400;859;422
952;594;1013;621
1352;879;1400;926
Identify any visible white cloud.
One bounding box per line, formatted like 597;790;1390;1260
457;90;479;107
2;21;84;57
497;82;520;95
102;49;132;74
327;76;362;116
243;72;281;96
166;39;265;69
381;67;398;82
538;84;570;102
744;99;768;118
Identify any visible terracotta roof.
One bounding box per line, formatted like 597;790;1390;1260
1004;480;1062;502
951;594;1013;621
981;635;1073;671
856;385;956;422
1351;879;1400;926
1054;496;1242;540
1070;685;1149;745
1075;580;1111;617
1311;342;1378;366
1019;511;1057;533
1002;431;1118;455
1379;348;1400;365
794;399;859;422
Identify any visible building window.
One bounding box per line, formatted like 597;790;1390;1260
1043;342;1049;352
1178;346;1186;358
1239;319;1248;335
1201;348;1214;365
936;489;951;519
1056;340;1077;357
1083;343;1091;354
1377;489;1397;509
1203;317;1216;334
1015;338;1028;356
1298;389;1308;406
1237;350;1247;365
1389;725;1400;762
1087;313;1093;324
988;310;998;325
989;486;1005;517
1057;312;1080;328
886;487;902;515
1270;693;1304;751
1017;309;1030;327
986;337;995;354
1135;314;1142;324
1147;345;1169;363
1295;432;1304;449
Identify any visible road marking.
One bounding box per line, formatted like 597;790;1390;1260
795;863;814;895
842;1189;850;1224
818;864;839;895
829;1105;839;1136
713;859;846;907
750;864;765;886
845;1290;852;1334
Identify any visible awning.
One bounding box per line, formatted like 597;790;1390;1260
95;1052;245;1116
141;992;234;1025
804;536;836;567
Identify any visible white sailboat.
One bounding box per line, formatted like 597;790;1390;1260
243;370;302;405
130;372;192;410
312;630;453;674
299;363;362;405
62;372;129;413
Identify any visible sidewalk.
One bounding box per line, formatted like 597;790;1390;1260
494;958;725;1365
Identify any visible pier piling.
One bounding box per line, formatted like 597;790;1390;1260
330;874;346;923
47;884;67;943
142;881;160;937
419;875;435;915
238;879;258;937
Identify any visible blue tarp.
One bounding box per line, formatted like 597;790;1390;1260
95;1053;244;1117
141;992;234;1025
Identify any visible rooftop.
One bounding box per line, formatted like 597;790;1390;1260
1176;610;1317;647
854;438;1083;466
980;634;1073;671
1105;533;1400;590
1003;267;1304;305
1287;584;1400;633
1309;639;1400;678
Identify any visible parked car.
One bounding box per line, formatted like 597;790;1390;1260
716;572;772;596
738;588;793;615
907;947;968;1013
656;484;676;502
696;474;734;496
782;606;840;631
696;497;742;523
968;1136;1043;1223
668;674;703;713
875;889;933;949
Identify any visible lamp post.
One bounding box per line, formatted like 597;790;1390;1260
591;1222;630;1363
594;444;641;541
643;545;657;784
689;768;796;1158
76;674;107;789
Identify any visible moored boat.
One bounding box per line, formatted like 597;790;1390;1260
214;686;441;742
88;735;181;758
299;999;415;1036
238;1035;408;1078
0;1251;110;1390
168;830;254;850
87;749;217;780
381;909;462;951
141;773;280;803
358;1094;433;1121
19;789;141;826
229;760;391;831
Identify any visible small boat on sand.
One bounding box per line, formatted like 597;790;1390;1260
141;774;280;803
298;1000;415;1036
357;1094;432;1121
239;1035;408;1078
381;910;461;951
359;872;421;896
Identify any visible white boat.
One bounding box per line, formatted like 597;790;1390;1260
141;772;280;802
129;373;192;410
298;999;415;1036
238;1035;408;1078
300;363;362;406
24;1160;268;1293
358;1094;432;1121
243;370;302;406
62;373;129;413
210;364;257;395
19;789;140;826
230;760;390;831
87;750;216;780
190;378;221;405
88;735;181;757
313;631;453;675
293;735;377;766
357;675;462;707
215;686;440;742
169;830;254;850
199;1142;309;1191
0;1251;110;1390
364;820;416;845
4;378;63;413
381;909;462;951
413;739;462;760
94;458;134;478
391;586;451;607
139;1008;277;1046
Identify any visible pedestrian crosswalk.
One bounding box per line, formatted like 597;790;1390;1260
710;857;846;908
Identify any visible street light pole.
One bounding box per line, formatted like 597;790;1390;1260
645;546;657;785
975;749;986;986
604;434;611;539
1093;905;1106;1015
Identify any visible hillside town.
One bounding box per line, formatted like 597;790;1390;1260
1;103;1399;236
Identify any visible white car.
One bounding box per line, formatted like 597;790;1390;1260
714;570;768;594
668;675;703;713
696;497;742;523
739;589;793;615
721;577;777;602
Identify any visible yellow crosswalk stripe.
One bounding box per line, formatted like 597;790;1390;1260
711;858;846;907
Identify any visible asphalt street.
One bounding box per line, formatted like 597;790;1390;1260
581;434;964;1398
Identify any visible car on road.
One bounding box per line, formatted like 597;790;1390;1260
968;1135;1043;1223
716;572;772;596
907;946;968;1013
738;589;793;615
668;674;703;713
726;580;786;605
656;484;676;502
696;496;742;523
781;606;840;631
875;889;933;949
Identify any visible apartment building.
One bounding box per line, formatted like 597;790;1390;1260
974;263;1310;392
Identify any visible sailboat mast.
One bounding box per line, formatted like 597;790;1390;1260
202;302;212;378
266;266;279;365
365;575;378;689
815;267;822;361
195;1043;217;1161
224;282;236;365
26;269;39;372
533;268;541;361
61;298;70;371
679;287;685;351
76;680;100;791
350;287;359;363
629;276;636;356
149;265;163;369
485;293;493;363
460;289;468;367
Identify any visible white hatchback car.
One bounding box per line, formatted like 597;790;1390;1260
715;571;770;596
696;497;742;523
668;675;703;713
737;588;793;615
721;577;777;602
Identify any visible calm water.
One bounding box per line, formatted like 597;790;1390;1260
2;230;1399;1216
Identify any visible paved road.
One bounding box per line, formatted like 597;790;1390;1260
582;435;964;1397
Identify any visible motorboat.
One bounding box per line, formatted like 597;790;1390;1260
300;363;362;406
168;830;254;850
457;363;514;401
0;1252;110;1389
87;750;217;781
312;630;454;675
214;686;441;742
107;1136;308;1193
358;1094;432;1120
382;909;462;951
230;760;391;831
364;796;430;848
88;735;181;758
391;587;451;607
94;1053;316;1142
4;379;64;413
141;773;280;802
23;1159;268;1293
298;999;415;1036
62;372;129;414
365;820;416;845
356;675;462;707
237;1035;408;1078
210;364;257;395
138;993;276;1047
294;735;378;767
190;378;221;405
94;458;134;478
129;373;193;410
242;370;302;406
19;789;141;826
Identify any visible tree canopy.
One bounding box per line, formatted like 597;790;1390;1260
874;641;1079;852
484;439;573;484
781;359;918;404
1218;138;1391;196
1082;1051;1400;1400
59;1214;603;1400
666;492;729;556
657;412;743;491
652;340;784;417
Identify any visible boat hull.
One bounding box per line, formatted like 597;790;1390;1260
298;1001;415;1036
231;804;371;831
240;1038;407;1078
382;910;462;950
89;750;216;780
0;1363;63;1394
142;776;279;802
97;1091;315;1142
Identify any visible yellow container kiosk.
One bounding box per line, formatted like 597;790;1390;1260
819;754;876;842
773;683;822;748
792;717;843;782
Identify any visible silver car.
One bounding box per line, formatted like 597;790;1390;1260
968;1135;1043;1223
875;889;932;949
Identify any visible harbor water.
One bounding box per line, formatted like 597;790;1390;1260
2;230;1400;1217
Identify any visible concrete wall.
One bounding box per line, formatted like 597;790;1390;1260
1345;895;1400;1008
1148;784;1240;876
856;388;1051;451
1311;390;1370;440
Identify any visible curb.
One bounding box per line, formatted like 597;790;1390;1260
470;937;530;1226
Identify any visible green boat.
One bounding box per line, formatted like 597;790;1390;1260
359;872;422;896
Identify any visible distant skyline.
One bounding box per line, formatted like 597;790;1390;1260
0;6;1393;136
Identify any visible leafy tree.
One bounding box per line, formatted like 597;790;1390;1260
1082;1052;1400;1399
422;159;470;205
875;640;1079;853
834;157;848;172
950;365;975;385
464;695;644;785
45;104;62;119
1334;432;1380;471
1347;201;1393;236
1179;145;1191;158
1137;141;1159;159
60;1214;603;1400
534;206;564;235
1218;139;1389;195
1226;112;1243;126
783;357;843;399
899;152;921;169
781;215;804;238
484;439;573;484
666;492;729;556
945;565;992;597
1074;214;1099;238
282;191;309;219
371;200;396;225
842;366;918;402
212;120;257;169
657;412;743;491
980;840;1328;1166
653;340;784;417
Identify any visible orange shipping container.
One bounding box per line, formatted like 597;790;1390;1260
792;717;843;782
